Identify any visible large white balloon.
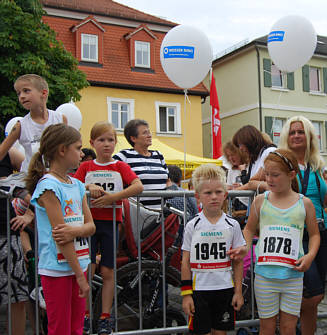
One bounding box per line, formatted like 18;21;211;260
267;15;317;73
56;103;82;130
5;117;25;153
160;25;213;89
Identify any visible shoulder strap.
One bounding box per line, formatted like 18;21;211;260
314;171;325;219
298;163;310;196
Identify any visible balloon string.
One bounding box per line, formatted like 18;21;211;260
183;89;190;181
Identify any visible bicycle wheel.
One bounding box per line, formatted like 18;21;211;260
92;260;182;331
143;307;187;335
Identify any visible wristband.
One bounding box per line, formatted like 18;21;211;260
181;280;193;296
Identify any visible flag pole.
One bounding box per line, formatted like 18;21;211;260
209;68;213;158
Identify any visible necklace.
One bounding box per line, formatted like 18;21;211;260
50;170;71;184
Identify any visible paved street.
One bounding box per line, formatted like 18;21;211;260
1;292;327;334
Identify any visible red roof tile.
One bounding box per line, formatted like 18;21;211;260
41;3;209;96
41;0;177;27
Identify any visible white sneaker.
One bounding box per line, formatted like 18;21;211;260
0;172;27;198
30;287;46;310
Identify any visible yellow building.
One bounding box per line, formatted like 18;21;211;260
202;36;327;161
41;0;208;158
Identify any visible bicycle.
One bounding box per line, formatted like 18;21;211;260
90;199;187;334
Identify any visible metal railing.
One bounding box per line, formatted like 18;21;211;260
3;189;327;335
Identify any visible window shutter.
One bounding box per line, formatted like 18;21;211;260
263;58;272;87
323;68;327;94
265;116;273;140
302;65;310;92
287;72;294;90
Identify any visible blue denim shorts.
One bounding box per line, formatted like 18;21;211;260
303;230;327;298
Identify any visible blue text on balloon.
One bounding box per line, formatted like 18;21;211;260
268;31;285;43
163;46;194;59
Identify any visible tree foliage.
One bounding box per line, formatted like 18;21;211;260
0;0;89;133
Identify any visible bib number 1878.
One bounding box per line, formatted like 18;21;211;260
194;242;226;260
263;236;291;255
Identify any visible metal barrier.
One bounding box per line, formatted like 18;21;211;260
3;189;327;335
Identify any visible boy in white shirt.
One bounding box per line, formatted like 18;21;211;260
181;164;245;335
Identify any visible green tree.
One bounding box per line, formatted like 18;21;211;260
0;0;89;134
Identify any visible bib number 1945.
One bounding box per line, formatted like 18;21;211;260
194;242;226;260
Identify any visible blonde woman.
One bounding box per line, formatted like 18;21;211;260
279;116;327;335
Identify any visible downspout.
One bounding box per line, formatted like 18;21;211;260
255;44;263;131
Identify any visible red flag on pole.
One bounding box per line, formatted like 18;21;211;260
210;73;222;159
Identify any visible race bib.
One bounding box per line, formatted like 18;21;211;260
257;225;300;268
56;215;89;263
190;229;232;272
85;170;123;208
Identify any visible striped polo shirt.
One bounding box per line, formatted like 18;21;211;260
113;149;168;209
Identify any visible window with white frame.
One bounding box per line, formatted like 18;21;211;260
81;34;98;62
271;118;285;146
155;102;181;135
107;97;134;130
309;67;322;92
135;41;150;68
271;64;286;88
312;121;322;151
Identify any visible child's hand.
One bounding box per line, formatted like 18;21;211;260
91;193;116;208
52;224;74;245
10;215;32;231
227;245;248;261
294;255;314;272
88;184;105;199
76;273;89;298
232;292;244;311
182;295;195;317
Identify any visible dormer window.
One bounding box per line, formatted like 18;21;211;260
81;34;98;62
135;41;150;68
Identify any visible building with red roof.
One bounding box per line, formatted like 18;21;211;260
41;0;209;157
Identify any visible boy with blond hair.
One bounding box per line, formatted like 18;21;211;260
0;74;66;173
181;164;245;335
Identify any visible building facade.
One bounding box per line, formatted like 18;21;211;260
41;0;208;156
202;35;327;161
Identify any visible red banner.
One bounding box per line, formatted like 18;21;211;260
210;73;222;159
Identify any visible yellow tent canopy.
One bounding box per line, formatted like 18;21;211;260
115;136;222;179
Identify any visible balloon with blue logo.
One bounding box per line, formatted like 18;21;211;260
160;25;213;89
267;15;317;73
5;117;25;153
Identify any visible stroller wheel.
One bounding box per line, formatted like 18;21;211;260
237;328;250;335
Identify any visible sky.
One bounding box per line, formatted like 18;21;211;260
115;0;327;57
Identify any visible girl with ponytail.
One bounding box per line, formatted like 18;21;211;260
27;123;95;335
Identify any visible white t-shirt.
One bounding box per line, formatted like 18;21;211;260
182;211;245;290
250;147;276;178
19;110;63;172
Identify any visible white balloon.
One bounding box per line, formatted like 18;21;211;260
160;25;213;89
267;15;317;73
56;103;82;130
5;117;25;153
5;117;23;137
